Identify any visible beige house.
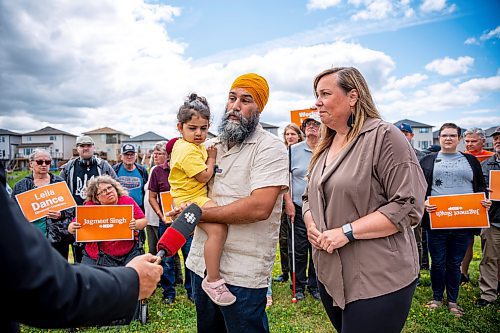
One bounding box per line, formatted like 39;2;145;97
82;127;130;162
13;126;77;170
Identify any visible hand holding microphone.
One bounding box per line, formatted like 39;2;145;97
155;203;202;264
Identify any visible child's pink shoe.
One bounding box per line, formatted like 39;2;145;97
201;277;237;306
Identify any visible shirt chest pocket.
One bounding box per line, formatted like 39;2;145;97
214;164;250;198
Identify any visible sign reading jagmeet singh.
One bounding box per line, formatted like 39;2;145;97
429;193;489;229
15;182;77;222
76;205;134;242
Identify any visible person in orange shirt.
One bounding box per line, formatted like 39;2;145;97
461;127;495;284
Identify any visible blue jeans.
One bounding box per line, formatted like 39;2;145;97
427;229;473;303
158;221;193;299
191;272;269;333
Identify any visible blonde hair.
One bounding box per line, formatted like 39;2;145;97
85;175;128;204
309;67;381;172
282;123;304;146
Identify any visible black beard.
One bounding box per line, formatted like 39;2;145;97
218;109;259;145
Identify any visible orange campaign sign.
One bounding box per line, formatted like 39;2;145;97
489;170;500;201
75;205;134;242
290;108;318;128
160;191;174;222
15;182;77;222
429;193;489;229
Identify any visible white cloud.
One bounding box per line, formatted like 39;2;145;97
379;75;500;118
464;37;479;45
350;0;394;21
420;0;447;12
425;56;474;76
386;73;428;89
307;0;342;11
480;26;500;41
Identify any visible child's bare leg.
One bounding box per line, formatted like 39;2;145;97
199;200;227;282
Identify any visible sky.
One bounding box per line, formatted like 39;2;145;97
0;0;499;139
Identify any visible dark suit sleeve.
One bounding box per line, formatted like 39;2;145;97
0;186;139;329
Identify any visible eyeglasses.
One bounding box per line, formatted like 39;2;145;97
97;185;115;197
440;134;459;139
34;160;51;165
305;122;320;128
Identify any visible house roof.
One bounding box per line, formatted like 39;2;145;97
23;126;77;137
126;131;167;142
260;122;279;129
485;126;500;137
83;127;129;136
18;142;53;148
0;129;21;136
393;119;433;128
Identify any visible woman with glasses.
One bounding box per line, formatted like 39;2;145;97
420;123;491;317
11;148;75;259
68;175;147;266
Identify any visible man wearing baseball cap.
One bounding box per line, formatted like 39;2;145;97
477;126;500;307
60;136;116;263
398;123;426;160
185;73;288;332
113;144;148;212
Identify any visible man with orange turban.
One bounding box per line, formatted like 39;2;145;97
186;73;288;332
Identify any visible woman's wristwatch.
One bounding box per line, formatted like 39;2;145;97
342;223;356;242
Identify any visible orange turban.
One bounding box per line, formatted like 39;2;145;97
230;73;269;112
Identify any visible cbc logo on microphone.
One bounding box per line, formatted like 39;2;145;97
184;212;197;224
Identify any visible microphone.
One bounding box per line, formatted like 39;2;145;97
155;203;202;263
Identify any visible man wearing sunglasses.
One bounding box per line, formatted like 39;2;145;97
60;136;116;262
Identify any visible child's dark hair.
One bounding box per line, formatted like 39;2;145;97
177;93;211;124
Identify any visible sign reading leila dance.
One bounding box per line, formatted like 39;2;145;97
75;205;134;242
15;182;77;222
428;192;490;229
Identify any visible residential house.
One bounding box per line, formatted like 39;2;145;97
16;126;77;170
122;131;167;165
260;122;279;136
393;119;433;150
484;126;498;151
0;129;22;168
82;127;130;162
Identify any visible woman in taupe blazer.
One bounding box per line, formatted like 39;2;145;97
303;67;427;333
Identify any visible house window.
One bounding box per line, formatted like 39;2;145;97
49;136;57;141
106;134;118;144
419;128;430;133
0;136;5;143
27;136;32;141
421;141;430;149
0;150;5;157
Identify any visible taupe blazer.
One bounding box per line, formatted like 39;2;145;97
303;118;426;309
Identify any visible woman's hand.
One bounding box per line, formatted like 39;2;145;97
129;219;137;230
46;210;61;220
424;199;437;213
207;145;217;160
317;228;349;254
68;222;81;235
284;200;295;222
304;211;321;250
481;199;492;210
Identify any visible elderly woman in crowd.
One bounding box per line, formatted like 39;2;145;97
144;140;168;255
303;67;426;333
68;175;147;266
268;123;305;307
12;149;74;259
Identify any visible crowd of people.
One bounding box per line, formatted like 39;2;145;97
4;68;499;333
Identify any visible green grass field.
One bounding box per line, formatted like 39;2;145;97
9;171;498;332
20;237;499;333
